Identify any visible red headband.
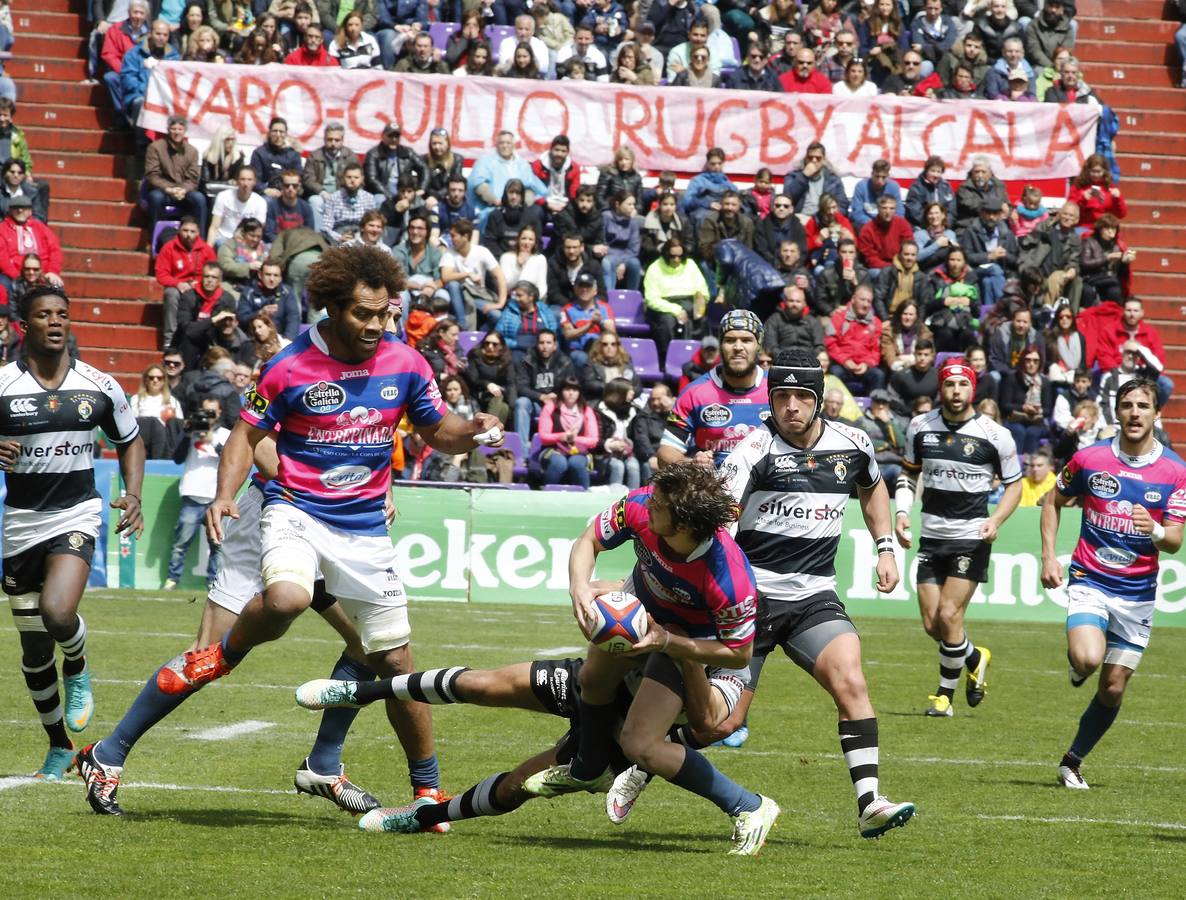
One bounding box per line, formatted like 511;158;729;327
940;361;977;393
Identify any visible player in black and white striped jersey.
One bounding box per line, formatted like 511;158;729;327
894;360;1023;719
0;286;145;781
718;347;915;840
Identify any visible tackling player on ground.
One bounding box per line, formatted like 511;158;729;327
1040;378;1186;789
895;359;1022;717
0;286;144;780
716;347;914;839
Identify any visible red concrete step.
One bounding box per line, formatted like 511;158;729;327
43;173;135;204
1095;86;1186;111
59;222;146;252
1125;249;1186;276
1114;223;1186;250
9;9;87;32
22;125;132;155
72;298;162;327
1166;421;1186;444
1081;62;1178;90
21;79;104;107
69;273;160;301
1078;0;1172;16
73;322;159;353
79;348;162;375
1118;133;1186;159
1132;272;1183;298
1076;40;1174;67
12;0;77;13
51;198;143;228
1154;322;1186;346
15;33;87;59
1127;201;1186;228
1114;109;1186;133
1141;296;1186;318
34;151;127;179
27;104;112;133
1117;154;1186;181
1117;178;1186;203
7;57;88;82
1079;19;1180;43
64;248;150;277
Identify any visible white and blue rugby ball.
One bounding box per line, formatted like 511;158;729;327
590;591;648;654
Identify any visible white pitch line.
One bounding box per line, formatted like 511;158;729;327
535;646;585;656
0;777;290;796
188;720;275;742
978;814;1186;831
716;748;1186;775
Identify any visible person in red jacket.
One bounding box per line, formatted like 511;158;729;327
0;196;63;292
156;216;217;348
284;24;339;67
824;281;886;394
1067;154;1127;229
779;47;833;93
857;195;915;272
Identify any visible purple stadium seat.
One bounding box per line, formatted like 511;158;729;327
484;26;516;62
622;337;662;383
608;289;647;336
458;330;484;357
150;219;180;257
664;339;699;381
428;22;459;50
479;430;525;473
934;351;961;368
854;396;872;411
542;484;586;492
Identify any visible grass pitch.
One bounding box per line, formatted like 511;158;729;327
1;591;1184;898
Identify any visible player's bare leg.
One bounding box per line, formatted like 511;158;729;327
369;643;435;764
1059;653;1136;790
918;577;986;716
192;601;240;650
1066;624;1105;686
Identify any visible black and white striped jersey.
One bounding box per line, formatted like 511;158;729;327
722;419;880;602
0;358;139;555
901;410;1022;542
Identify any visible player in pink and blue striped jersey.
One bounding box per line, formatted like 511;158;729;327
1041;378;1186;790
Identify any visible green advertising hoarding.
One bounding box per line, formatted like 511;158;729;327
112;478;1186;626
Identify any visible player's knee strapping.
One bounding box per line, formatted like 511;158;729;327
8;593;47;634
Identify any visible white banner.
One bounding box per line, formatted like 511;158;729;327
143;62;1099;180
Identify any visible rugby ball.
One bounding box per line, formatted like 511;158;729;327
590;591;648;654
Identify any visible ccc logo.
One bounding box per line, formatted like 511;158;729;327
10;398;36;414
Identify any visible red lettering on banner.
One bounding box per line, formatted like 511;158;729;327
434;84;449;131
921;113;956;161
614;92;651;156
847;105;890;163
652;97;703;160
394;80;432;144
167;70;206;120
272;79;322;144
238;76;275;136
890;106;926;170
488;89;507;146
957;109;1009;168
348;79;388;142
798;101;837;146
705;98;750;160
449;84;486;151
758;100;798;166
518;91;569;155
1004;111;1043;168
1044;108;1088;169
193;78;239;131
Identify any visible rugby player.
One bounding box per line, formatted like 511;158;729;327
1040;378;1186;789
895;359;1022;717
0;286;145;780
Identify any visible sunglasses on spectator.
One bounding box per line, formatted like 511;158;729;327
601;339;619;346
146;374;164;381
904;59;921;67
481;339;502;347
806;154;824;162
773;201;791;208
1023;356;1041;363
164;359;183;368
23;265;40;273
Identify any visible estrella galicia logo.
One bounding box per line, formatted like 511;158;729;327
1088;472;1121;498
303;381;347;413
701;403;731;427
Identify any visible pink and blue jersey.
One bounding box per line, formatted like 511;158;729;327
1056;439;1186;602
660;366;768;467
242;326;446;535
595;487;757;649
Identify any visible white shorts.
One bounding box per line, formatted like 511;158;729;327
259;502;410;654
1066;582;1154;670
207;484;265;616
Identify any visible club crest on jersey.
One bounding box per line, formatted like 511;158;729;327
379;385;400;401
1144;490;1163;503
701;404;731;427
833;460;847;482
962;440;976;456
46;394;59;413
76;398;94;421
1089;471;1121;498
957;556;971;574
303;381;347;413
67;532;85;550
804;455;817;470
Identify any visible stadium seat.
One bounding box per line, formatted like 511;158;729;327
854;396;872;411
485;26;516;62
428;22;460;50
458;330;484;357
622;336;662;383
664;339;699;381
934;351;961;368
150;219;180;257
608;289;647;336
542;484;585;491
480;431;527;481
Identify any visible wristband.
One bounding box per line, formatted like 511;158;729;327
875;535;896;555
1151;523;1166;542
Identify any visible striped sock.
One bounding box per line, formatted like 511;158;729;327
839;718;879;815
415;773;513;826
937;637;969;700
22;655;70;748
59;616;87;678
355;667;470;705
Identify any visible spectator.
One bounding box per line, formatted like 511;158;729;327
164;395;229;590
497;281;559;358
725;42;784;92
989;304;1044;376
1035;43;1072;101
784;142;849;219
442;219;508;329
173;262;228;345
594;376;641;488
805;192;857;271
435;176;476;237
120;20;179;130
629;381;672;483
467;130;546;227
582;0;630;55
328;11;380;68
596;191;641;292
236;29;284;64
236;260;299;339
143;115;206;235
671;44;719;87
388;211;444;306
1068;153;1127;229
0;197;62;291
537;377;598;488
804;1;855;57
815;24;857;80
1010;184;1050;239
814;237;866;317
1044;303;1087;383
208;167;268;246
483;180;546;256
499;40;544;79
319;161;381;244
301;122;360;233
363;123;428;207
859;0;905;58
958;204;1018;306
1018;449;1057;506
904;156;957;230
954;155;1007;228
1019;201;1081;310
595;146;643;212
820;386;862;425
855;388;905;482
531;135;580;220
100;0;150;128
217;216;269;294
0;158;47;225
1052;367;1095;433
1096;298;1172;406
913;200;957;273
774;240;814;299
679;148;738;224
247;312;290;367
963;344;999;405
880;299;933;373
419;129;464;210
417;317;464;381
832;57;877;97
641;191;691;266
753;192;807;266
762;284;823;356
249;118;302;200
131;362;184;423
926;246;979;352
779;46;831;93
1045;59;1102;107
630;20;667;80
741;167;776;221
464;330;516;426
284;21;335;65
642;233;709;364
175;347;237;430
561;272;616;369
937;29;988;88
1080;214;1135;306
880;47;936;95
984;35;1035;97
200;126;247;203
184;25;226;62
455;42;494;76
999;345;1054;455
678;335;720;392
1096;343;1154;427
264;169;315;243
910;0;957;70
498;13;549;71
938;63;986;99
1025;0;1073;71
850;160;904;233
873;240;930;321
347;208;393;256
513;328;575;445
553;186;608;259
664;16;712;77
156;216;216;347
858;195;915;273
888;337;938;417
581;332;640;401
547;232;605;309
556;24;610;80
698;188;754;283
499;224;549;303
975;0;1025;61
648;0;697;59
825;281;885;394
1054;396;1110;461
392;29;448;73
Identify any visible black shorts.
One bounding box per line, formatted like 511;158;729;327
751;591;858;686
535;657;636;774
916;537;991;585
3;531;96;597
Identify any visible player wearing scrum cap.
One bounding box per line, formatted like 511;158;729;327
895;359;1022;718
709;347;915;839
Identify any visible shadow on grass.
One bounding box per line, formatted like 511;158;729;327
488;832;809;852
125;807;314;828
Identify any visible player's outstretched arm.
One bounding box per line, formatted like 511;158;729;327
627;617;752;669
568;521;603;639
1039;491;1069;588
112;434;147;537
417;411;505;454
982;477;1022;543
205;421;267;544
859;478;900;594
